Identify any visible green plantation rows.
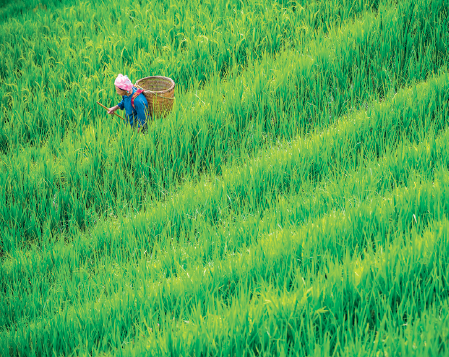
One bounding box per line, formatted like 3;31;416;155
131;216;449;356
128;217;449;357
2;69;449;354
2;163;448;338
3;170;449;355
4;112;449;306
0;0;384;148
1;0;445;152
3;69;449;295
2;46;449;253
0;0;392;154
1;0;448;250
3;120;449;304
2;0;449;355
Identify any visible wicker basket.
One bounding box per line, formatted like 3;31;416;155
134;76;175;118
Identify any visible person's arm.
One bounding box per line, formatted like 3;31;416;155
117;98;125;110
108;98;124;115
107;105;120;115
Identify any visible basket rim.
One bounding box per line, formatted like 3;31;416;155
135;76;175;95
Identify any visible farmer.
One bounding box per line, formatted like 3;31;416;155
107;74;150;132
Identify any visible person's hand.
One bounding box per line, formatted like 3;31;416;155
107;107;116;115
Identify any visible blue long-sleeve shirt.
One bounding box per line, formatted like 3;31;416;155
117;87;150;127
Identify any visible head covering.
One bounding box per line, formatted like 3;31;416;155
114;74;133;91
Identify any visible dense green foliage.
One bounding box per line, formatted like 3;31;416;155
1;0;449;355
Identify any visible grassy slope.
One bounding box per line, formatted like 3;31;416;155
1;0;448;252
1;0;449;355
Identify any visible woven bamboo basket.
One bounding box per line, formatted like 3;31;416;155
134;76;175;118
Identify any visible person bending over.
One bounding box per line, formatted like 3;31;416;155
108;74;150;132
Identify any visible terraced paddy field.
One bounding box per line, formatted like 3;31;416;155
1;0;449;355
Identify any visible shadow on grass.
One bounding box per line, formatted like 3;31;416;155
0;0;83;24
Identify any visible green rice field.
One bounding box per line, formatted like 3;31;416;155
1;0;449;355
